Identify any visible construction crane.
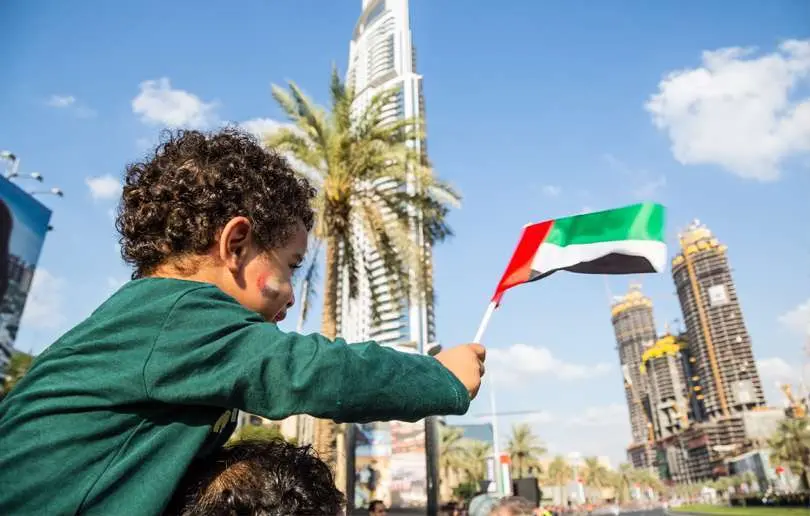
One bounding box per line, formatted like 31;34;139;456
780;383;808;419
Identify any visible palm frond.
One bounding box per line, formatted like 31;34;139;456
265;129;326;183
297;240;322;326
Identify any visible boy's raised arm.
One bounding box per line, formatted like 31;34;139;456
143;285;470;422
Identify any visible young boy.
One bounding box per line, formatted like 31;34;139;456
0;129;485;515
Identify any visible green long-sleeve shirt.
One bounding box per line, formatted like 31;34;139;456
0;278;468;515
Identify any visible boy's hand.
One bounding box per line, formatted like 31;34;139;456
435;344;486;400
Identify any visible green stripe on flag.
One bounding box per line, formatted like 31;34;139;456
544;203;665;247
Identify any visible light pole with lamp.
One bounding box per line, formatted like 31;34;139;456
29;187;64;198
8;171;43;182
1;150;20;178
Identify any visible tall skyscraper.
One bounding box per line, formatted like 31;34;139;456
340;0;434;350
610;284;656;469
671;221;766;420
339;1;437;510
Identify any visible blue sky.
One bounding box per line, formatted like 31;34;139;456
1;0;809;466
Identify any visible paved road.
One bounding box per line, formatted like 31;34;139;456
350;508;668;516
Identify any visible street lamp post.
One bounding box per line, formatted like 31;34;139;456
1;150;20;179
29;187;64;198
7;172;43;182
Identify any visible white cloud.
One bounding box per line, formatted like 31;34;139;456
523;411;556;424
47;95;75;107
132;78;218;128
241;118;287;141
565;403;628;427
757;357;798;383
757;357;810;406
540;185;562;197
489;343;612;382
85;175;122;200
633;175;667;199
46;95;96;117
646;39;810;181
20;268;66;330
779;298;810;336
602;153;666;199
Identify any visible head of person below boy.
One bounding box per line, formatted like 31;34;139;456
368;499;387;515
117;127;315;323
164;439;345;515
488;496;537;516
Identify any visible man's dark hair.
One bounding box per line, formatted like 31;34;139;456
368;500;385;513
116;128;315;278
165;440;345;516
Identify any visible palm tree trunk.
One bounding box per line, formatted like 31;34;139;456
321;236;339;340
314;237;343;492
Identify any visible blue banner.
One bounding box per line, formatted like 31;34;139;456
0;176;52;366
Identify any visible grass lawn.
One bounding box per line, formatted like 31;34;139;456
673;504;809;516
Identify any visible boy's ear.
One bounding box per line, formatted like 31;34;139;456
219;216;252;273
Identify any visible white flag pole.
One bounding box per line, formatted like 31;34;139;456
473;301;497;344
473;301;502;495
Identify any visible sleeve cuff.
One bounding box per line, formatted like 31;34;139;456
434;359;470;415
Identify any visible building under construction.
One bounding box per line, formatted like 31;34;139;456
610;284;657;469
651;221;770;482
672;221;766;419
612;221;781;484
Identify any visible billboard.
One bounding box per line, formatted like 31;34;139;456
0;176;52;367
353;419;428;510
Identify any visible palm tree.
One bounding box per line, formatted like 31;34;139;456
741;471;758;492
293;239;321;334
633;469;662;499
768;416;810;490
547;455;573;504
439;425;468;485
582;457;612;501
611;463;635;503
268;70;460;476
461;440;492;485
506;423;547;479
232;423;286;443
1;351;33;399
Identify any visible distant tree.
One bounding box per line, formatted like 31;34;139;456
582;457;612;500
452;480;478;502
461;440;492;485
440;425;468;485
1;351;33;399
610;464;635;503
547;456;573;504
231;423;288;444
768;416;810;491
506;423;547;479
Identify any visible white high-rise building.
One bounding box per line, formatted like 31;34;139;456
338;0;434;351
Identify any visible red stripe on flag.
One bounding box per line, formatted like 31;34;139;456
491;220;554;305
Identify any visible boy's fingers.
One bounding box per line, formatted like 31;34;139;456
469;343;486;362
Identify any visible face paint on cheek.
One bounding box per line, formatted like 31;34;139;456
257;274;282;297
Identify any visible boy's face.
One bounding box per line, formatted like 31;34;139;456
220;217;308;323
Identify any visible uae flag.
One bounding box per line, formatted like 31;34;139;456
492;203;666;304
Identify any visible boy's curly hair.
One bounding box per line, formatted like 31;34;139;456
116;128;315;278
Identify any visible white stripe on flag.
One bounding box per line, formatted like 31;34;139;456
531;240;667;275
